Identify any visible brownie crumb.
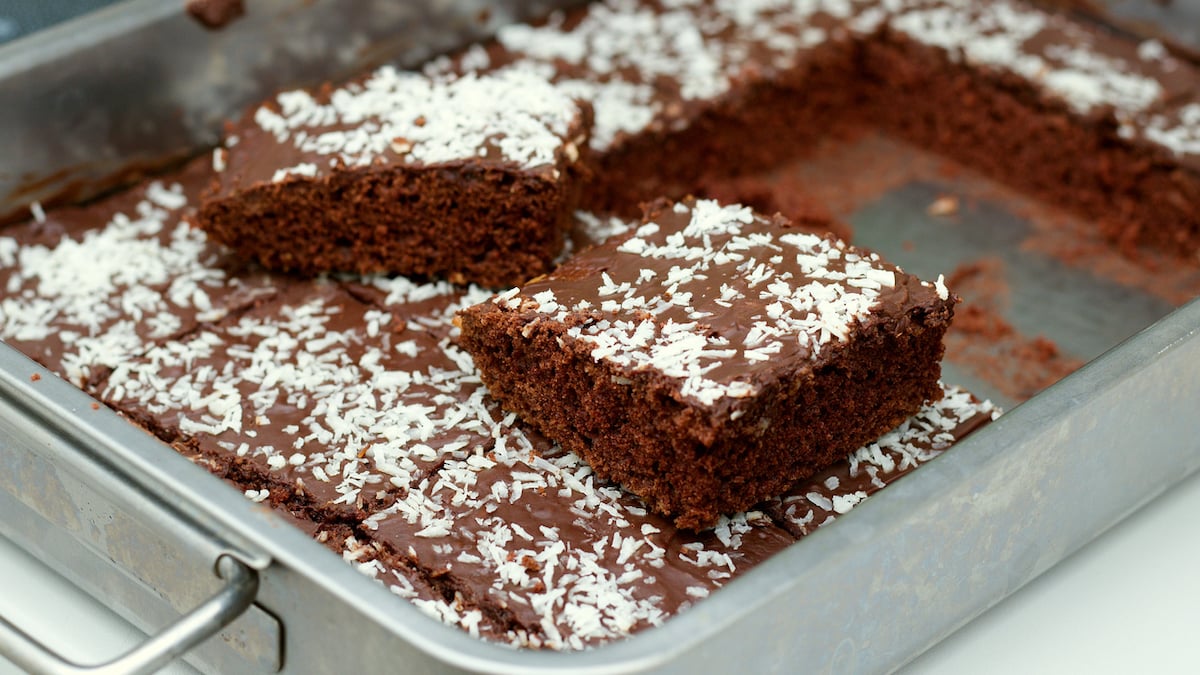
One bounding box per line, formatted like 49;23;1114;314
943;259;1085;401
186;0;245;30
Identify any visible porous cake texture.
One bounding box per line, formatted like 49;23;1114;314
428;0;1200;255
198;66;592;286
459;198;955;528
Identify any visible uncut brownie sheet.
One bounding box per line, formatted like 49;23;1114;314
460;198;955;529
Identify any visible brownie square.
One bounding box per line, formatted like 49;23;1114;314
459;198;956;529
197;66;592;287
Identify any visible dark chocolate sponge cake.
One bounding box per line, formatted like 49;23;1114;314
197;66;592;287
459;198;955;529
428;0;1200;257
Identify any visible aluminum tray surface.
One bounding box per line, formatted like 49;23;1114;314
2;1;1200;674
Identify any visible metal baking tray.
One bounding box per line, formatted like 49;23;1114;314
2;1;1199;673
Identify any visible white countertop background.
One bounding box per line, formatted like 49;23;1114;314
3;467;1199;674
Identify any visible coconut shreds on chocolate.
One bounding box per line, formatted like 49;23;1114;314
428;0;868;152
425;0;1197;162
365;383;997;649
492;199;940;407
200;60;594;286
0;161;272;387
249;66;582;174
1145;103;1200;157
567;211;638;255
99;278;509;515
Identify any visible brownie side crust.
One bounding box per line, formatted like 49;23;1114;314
199;156;586;287
437;0;1200;257
459;199;955;529
198;67;592;287
860;23;1200;256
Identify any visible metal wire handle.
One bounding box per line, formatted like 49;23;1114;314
0;554;258;675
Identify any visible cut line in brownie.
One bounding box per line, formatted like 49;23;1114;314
198;66;593;287
98;277;518;522
459;198;956;529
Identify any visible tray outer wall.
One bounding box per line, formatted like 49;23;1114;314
1;1;1200;673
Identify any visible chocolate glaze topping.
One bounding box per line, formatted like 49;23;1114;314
506;198;949;410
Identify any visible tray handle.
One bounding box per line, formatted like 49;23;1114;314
0;554;258;675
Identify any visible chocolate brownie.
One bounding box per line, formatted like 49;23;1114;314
427;1;873;217
198;66;592;287
1;154;1000;647
458;198;956;529
98;277;504;522
429;0;1200;257
110;262;993;646
859;1;1200;255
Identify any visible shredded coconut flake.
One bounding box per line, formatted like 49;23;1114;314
252;67;580;171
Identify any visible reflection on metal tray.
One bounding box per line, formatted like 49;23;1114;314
1;1;1199;674
1105;0;1200;52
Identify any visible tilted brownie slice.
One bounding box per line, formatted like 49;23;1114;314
197;66;592;287
459;198;956;529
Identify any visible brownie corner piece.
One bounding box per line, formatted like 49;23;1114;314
459;197;955;529
197;66;593;287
